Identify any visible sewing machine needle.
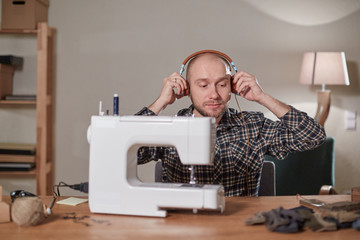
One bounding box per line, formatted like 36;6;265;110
189;165;196;184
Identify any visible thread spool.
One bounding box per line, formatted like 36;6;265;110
11;197;46;226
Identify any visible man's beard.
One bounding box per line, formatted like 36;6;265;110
192;100;228;119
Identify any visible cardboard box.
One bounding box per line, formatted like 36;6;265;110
1;0;49;30
352;186;360;202
0;64;14;100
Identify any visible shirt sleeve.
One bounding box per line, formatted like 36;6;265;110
266;106;326;160
135;107;157;116
135;107;163;164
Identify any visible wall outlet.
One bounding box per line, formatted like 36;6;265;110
345;110;357;130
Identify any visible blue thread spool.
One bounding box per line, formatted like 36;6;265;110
113;94;119;116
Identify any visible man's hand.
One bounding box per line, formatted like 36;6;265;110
148;72;188;115
232;71;265;102
232;71;290;118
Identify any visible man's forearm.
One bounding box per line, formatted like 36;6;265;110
148;98;167;115
257;93;291;118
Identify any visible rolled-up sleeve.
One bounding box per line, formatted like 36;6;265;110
267;106;326;160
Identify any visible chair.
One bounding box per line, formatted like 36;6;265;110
265;137;335;196
258;161;276;196
154;161;276;196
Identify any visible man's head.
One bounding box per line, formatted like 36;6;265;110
185;53;232;123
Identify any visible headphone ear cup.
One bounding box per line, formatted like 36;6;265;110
184;80;190;96
231;76;237;94
184;88;190;96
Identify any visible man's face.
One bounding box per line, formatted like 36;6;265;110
187;55;232;123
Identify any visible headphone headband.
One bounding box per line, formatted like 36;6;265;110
179;50;238;75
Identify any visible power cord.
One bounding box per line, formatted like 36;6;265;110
47;181;89;215
69;182;89;193
53;181;89;196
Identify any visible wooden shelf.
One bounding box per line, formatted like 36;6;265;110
0;100;36;105
0;23;55;195
0;154;35;163
0;169;36;175
0;29;37;34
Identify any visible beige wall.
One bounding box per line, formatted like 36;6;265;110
0;0;359;195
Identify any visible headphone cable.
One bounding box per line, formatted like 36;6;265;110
235;95;251;196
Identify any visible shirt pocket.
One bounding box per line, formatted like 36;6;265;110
230;140;263;176
229;140;249;176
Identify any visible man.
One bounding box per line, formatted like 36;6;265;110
136;52;326;197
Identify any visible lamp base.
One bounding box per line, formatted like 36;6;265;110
315;90;331;126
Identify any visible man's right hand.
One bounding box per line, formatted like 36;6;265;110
148;72;188;115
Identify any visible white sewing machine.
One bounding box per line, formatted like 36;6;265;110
87;115;225;217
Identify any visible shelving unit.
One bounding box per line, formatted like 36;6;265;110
0;22;55;195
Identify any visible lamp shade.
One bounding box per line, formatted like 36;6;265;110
299;52;350;85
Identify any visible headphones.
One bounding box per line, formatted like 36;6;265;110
179;50;239;96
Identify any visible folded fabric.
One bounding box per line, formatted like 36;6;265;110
297;209;337;232
262;207;305;233
320;201;360;212
245;212;266;225
245;205;357;233
320;209;360;223
324;217;353;229
298;209;323;231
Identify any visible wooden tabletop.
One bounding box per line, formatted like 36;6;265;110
0;195;358;240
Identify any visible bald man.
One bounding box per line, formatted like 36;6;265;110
136;52;325;196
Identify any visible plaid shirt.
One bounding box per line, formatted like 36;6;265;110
136;105;326;197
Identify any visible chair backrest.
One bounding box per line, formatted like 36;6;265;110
258;161;276;196
154;160;276;196
265;137;335;195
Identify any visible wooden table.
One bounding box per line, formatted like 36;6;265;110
0;195;358;240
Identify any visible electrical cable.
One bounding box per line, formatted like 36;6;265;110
70;182;89;193
47;181;89;215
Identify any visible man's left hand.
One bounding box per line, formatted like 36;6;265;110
231;71;264;102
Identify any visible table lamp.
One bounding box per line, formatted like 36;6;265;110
299;52;350;126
